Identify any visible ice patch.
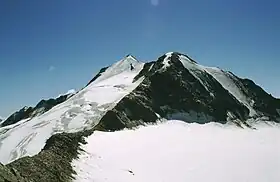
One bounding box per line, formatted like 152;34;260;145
162;52;172;69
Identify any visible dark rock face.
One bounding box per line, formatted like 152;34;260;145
222;71;280;120
133;61;155;82
238;78;280;119
1;107;33;127
97;52;250;130
172;52;197;64
1;94;72;127
95;95;157;132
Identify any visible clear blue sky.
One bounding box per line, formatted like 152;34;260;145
0;0;279;117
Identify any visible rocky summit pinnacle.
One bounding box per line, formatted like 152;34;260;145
125;54;137;60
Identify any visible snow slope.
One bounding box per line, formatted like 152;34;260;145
0;57;144;164
73;120;280;182
94;55;141;83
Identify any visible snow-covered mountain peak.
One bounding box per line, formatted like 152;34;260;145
160;52;198;69
134;51;279;121
119;54;140;66
164;51;174;56
0;56;145;164
89;55;144;84
125;54;138;60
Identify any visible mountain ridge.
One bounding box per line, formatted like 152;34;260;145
0;92;75;128
2;51;279;130
0;51;279;181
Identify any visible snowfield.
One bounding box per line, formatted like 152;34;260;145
73;120;280;182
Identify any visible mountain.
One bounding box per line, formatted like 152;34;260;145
96;52;280;131
0;92;76;127
0;52;279;181
0;54;144;164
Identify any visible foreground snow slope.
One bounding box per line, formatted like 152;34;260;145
0;57;144;164
73;120;280;182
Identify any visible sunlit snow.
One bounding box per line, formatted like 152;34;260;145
73;120;280;182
